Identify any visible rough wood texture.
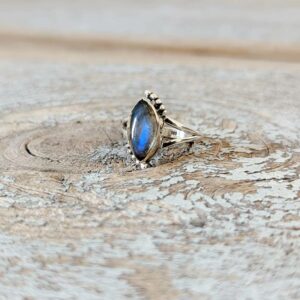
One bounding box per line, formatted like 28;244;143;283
1;0;300;62
0;1;300;299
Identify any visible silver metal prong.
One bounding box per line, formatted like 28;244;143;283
158;105;165;113
161;110;167;118
154;100;162;109
140;162;148;169
149;93;158;101
145;90;160;102
145;90;151;97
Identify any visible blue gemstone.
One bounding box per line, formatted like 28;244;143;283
130;100;158;161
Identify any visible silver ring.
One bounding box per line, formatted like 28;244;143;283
123;90;202;169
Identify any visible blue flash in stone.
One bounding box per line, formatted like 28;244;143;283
129;100;158;161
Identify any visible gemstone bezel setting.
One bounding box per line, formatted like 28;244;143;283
127;99;162;163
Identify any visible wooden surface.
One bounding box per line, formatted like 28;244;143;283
0;1;300;299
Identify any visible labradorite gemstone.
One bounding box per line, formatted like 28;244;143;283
130;100;158;161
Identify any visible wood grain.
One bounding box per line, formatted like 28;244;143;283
0;1;300;299
1;0;300;62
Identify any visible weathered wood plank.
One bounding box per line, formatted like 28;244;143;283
0;53;299;298
0;1;300;299
0;0;300;61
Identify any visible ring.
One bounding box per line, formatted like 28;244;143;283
123;90;202;169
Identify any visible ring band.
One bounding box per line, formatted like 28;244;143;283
124;90;201;168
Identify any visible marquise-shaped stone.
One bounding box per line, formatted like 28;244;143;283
129;100;159;161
